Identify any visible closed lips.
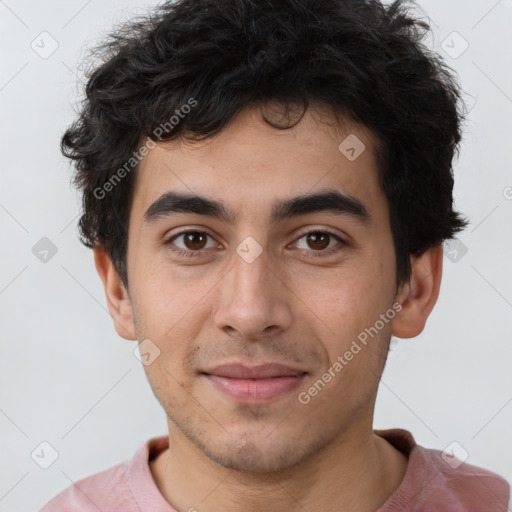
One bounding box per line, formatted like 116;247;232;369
203;363;308;379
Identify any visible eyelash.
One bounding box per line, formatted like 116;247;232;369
164;229;346;259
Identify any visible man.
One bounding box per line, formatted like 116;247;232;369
41;0;510;510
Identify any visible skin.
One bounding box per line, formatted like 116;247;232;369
94;103;443;512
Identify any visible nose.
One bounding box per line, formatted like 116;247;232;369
213;243;293;341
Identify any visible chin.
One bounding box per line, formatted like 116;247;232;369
192;428;330;474
207;443;308;473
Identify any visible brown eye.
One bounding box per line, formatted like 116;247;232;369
165;230;218;258
294;230;345;256
305;232;330;250
182;232;208;250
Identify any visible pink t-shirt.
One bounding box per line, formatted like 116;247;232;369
39;428;510;511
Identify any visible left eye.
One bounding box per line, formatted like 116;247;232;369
293;231;344;254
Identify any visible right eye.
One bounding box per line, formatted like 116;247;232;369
164;230;220;258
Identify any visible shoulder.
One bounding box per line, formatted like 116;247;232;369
38;435;170;512
419;445;510;510
376;429;511;512
39;460;136;511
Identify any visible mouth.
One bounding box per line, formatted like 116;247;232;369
201;363;308;403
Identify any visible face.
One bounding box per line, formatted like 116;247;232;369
123;104;401;472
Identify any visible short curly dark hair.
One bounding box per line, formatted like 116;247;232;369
62;0;468;291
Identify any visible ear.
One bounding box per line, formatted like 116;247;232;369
93;244;137;341
391;244;443;339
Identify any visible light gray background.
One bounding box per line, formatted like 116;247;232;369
0;1;511;511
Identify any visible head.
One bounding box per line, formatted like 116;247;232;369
63;0;468;472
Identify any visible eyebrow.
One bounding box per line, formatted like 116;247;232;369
143;189;370;226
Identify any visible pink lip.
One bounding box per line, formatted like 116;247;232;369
203;363;307;402
205;374;306;402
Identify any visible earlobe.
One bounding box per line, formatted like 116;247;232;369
391;244;443;339
93;244;137;341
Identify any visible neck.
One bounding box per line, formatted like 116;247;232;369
151;417;408;512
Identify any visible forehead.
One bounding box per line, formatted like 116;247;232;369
130;105;384;223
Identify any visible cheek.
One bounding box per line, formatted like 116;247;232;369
129;272;206;382
290;259;389;336
293;257;395;377
132;258;215;335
